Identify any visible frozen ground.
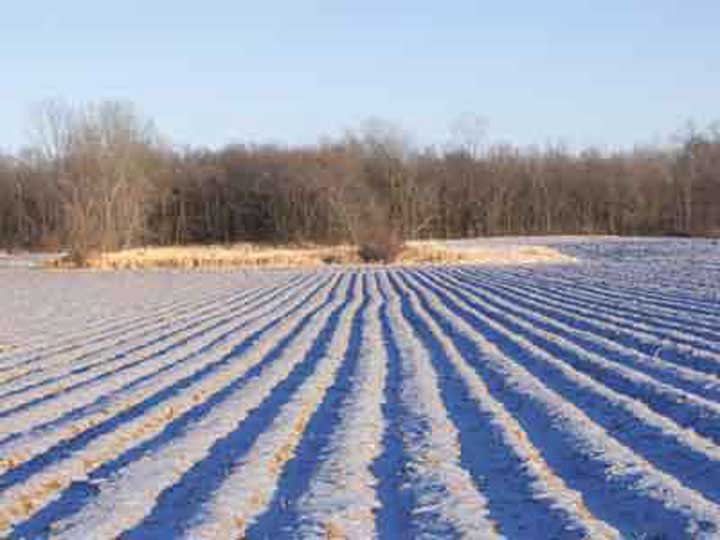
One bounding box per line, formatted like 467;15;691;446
0;237;719;539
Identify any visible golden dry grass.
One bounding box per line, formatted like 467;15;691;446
398;241;575;265
48;243;361;270
46;241;574;270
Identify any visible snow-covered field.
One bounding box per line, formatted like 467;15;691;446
0;237;719;539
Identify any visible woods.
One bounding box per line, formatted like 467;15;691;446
1;100;719;255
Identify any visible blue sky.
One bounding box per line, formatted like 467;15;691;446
1;1;718;151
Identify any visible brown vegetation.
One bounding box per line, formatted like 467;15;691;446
46;241;573;270
357;228;403;263
49;244;360;270
397;242;574;265
1;101;719;257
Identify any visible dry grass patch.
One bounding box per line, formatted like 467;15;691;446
398;241;575;265
48;244;362;270
46;241;573;270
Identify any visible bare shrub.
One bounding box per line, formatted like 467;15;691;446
34;232;63;253
321;254;343;265
66;247;99;268
357;227;403;263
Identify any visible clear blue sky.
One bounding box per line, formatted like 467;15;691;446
1;1;718;151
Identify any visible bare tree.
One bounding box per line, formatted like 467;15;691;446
1;100;718;252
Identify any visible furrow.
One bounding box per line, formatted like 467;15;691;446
376;272;498;539
0;274;242;372
0;274;327;477
28;275;354;540
418;269;720;447
0;277;206;366
263;273;385;540
444;268;720;399
461;267;720;357
0;274;309;417
0;273;287;386
0;274;307;392
401;269;720;539
504;266;720;328
391;271;621;540
179;275;366;539
0;274;344;537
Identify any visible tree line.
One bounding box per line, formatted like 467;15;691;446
1;100;719;255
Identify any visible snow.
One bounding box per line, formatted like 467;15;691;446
1;237;719;539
